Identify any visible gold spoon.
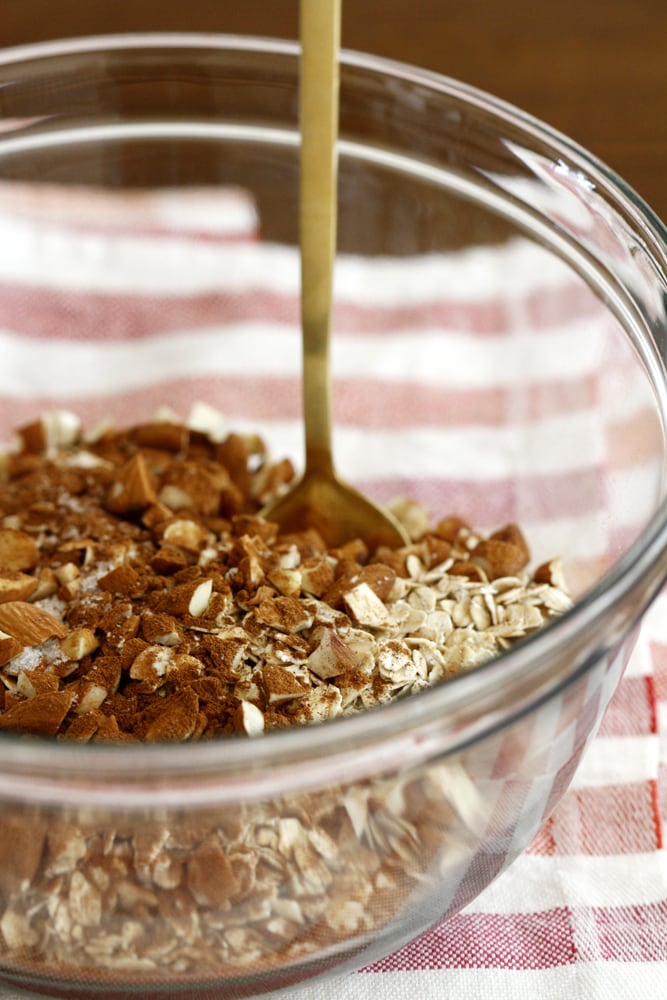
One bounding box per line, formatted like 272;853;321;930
263;0;409;551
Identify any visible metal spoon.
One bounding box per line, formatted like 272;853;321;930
263;0;409;551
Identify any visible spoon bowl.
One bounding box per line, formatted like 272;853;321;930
263;465;409;550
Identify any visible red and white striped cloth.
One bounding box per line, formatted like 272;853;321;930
0;186;666;998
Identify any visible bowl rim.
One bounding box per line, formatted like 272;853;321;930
0;31;666;793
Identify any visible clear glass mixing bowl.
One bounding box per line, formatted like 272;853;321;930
0;33;666;999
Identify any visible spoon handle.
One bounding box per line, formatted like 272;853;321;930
299;0;342;478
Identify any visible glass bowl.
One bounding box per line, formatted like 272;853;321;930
0;32;666;1000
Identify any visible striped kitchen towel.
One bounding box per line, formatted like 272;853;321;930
0;184;665;999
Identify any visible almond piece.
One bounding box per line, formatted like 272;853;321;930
158;484;193;511
533;557;568;590
187;400;229;441
360;563;397;601
140;611;181;646
106;452;157;514
133;421;189;453
323;563;396;609
141;502;173;531
267;567;302;597
300;558;335;597
231;535;267;590
189;579;213;617
434;515;471;544
16;669;60;700
54;538;94;567
55;562;81;600
54;563;80;585
261;664;310;705
0;602;67;645
89;655;122;695
59;628;99;661
16;419;48;454
0;570;39;604
250;457;295;504
449;560;486;581
150;545;190;575
233;700;265;736
0;528;39;571
490;523;530;560
30;568;59;601
0;630;23;666
74;682;109;715
129;645;175;689
307;628;357;680
144;689;199;742
18;411;80;454
186;834;240;907
162;518;207;553
98;563;142;596
343;583;391;628
0;689;75;736
422;533;453;568
162;579;213;618
473;539;528;579
254;596;313;634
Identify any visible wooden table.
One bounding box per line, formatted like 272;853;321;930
3;0;667;224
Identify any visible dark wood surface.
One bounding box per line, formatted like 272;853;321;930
3;0;667;224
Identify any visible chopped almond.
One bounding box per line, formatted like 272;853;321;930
0;528;39;572
0;602;67;645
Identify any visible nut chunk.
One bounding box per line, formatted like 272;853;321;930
0;528;39;571
186;834;240;906
105;452;157;514
144;689;200;742
0;602;67;645
0;690;75;736
307;628;356;680
344;583;391;628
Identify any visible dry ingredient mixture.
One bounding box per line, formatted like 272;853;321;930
0;408;571;742
0;408;572;979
